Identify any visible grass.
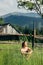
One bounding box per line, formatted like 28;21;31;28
0;42;43;65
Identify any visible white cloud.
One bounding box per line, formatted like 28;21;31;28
0;0;16;16
0;0;37;16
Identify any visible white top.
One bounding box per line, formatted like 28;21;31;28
21;47;33;54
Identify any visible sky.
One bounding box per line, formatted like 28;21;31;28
0;0;40;16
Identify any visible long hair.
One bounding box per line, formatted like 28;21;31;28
22;41;25;48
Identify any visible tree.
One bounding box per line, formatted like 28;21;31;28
23;26;29;34
0;18;4;24
17;0;43;49
17;0;43;16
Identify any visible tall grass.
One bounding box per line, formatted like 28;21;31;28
0;43;43;65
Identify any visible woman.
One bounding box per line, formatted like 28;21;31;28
21;41;33;59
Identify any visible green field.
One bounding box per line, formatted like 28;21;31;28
0;42;43;65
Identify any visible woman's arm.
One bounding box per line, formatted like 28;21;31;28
25;47;33;53
27;47;33;54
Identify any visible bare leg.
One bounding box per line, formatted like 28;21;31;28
26;50;33;60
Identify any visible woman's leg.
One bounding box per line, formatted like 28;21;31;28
26;50;33;60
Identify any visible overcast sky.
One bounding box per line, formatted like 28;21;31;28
0;0;39;16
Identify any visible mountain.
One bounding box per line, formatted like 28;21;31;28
2;12;43;29
2;12;41;18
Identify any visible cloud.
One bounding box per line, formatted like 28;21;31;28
0;0;17;15
0;0;37;16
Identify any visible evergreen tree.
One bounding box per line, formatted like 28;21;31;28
0;18;4;24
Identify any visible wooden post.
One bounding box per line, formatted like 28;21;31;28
32;21;34;49
32;21;36;49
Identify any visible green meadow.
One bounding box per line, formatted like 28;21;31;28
0;42;43;65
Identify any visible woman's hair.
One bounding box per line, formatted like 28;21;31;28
22;41;25;48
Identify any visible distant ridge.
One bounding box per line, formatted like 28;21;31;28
2;12;41;18
2;12;43;29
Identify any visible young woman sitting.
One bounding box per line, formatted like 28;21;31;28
21;41;33;59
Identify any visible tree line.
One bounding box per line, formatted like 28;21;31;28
14;24;43;43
